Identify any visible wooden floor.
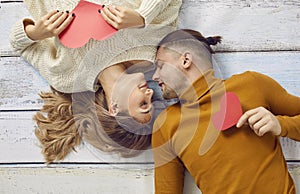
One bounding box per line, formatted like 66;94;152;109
1;0;300;193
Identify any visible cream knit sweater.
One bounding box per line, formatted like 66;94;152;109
10;0;182;93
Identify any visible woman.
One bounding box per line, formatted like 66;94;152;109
10;0;182;163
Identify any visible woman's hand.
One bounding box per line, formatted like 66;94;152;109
100;5;145;29
236;107;282;137
25;10;74;41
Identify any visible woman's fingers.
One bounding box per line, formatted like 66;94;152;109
51;12;69;30
101;6;118;25
41;10;59;21
55;14;74;34
47;11;64;25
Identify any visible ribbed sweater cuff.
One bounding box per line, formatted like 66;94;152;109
277;116;288;137
10;19;37;52
135;1;162;25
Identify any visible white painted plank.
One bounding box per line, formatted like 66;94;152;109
178;0;300;51
0;110;299;163
0;2;30;56
0;163;299;194
214;51;300;96
1;1;300;55
0;165;156;194
0;111;154;163
0;57;49;110
1;52;300;110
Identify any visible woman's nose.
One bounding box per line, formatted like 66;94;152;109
146;88;153;95
145;89;154;101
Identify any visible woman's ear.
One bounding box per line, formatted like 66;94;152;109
181;52;192;69
109;102;119;116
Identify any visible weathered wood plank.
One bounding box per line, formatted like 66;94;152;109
0;57;48;110
0;163;299;194
178;0;300;51
0;111;153;163
0;111;299;163
1;1;300;55
0;2;30;56
1;52;300;110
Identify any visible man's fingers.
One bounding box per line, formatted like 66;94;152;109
236;107;261;128
252;117;267;132
236;108;257;128
256;125;269;136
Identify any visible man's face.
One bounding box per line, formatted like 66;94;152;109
152;47;185;99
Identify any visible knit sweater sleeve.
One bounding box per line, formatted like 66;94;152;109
9;18;77;93
10;19;37;54
252;72;300;141
135;0;174;25
152;112;185;194
9;18;58;71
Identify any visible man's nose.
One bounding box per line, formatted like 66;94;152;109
152;69;160;81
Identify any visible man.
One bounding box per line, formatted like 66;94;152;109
151;29;300;193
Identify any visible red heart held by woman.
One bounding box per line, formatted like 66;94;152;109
212;92;243;131
59;0;117;48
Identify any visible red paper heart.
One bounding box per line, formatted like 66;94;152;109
59;0;117;48
212;92;243;131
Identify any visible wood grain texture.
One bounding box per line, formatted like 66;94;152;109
178;0;300;51
0;57;48;110
0;164;299;194
1;1;300;55
2;164;295;194
1;111;299;163
0;2;29;56
1;52;300;109
1;1;300;193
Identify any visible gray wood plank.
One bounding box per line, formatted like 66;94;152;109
0;110;299;163
178;0;300;51
1;52;300;110
0;2;30;56
1;1;300;55
0;57;49;110
0;163;299;194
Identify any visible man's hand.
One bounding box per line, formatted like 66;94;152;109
236;107;282;137
25;10;74;41
100;5;145;29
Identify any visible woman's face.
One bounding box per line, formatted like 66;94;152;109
112;72;154;123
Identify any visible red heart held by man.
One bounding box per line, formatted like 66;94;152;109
59;0;117;48
212;92;243;131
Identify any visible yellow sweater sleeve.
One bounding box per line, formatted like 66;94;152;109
152;117;185;194
252;72;300;141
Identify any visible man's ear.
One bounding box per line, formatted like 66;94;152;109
181;52;192;69
109;102;119;116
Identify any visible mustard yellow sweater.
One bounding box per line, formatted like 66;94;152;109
152;70;299;194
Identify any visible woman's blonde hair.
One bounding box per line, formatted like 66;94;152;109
34;87;151;164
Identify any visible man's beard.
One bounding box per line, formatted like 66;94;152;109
162;85;178;99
